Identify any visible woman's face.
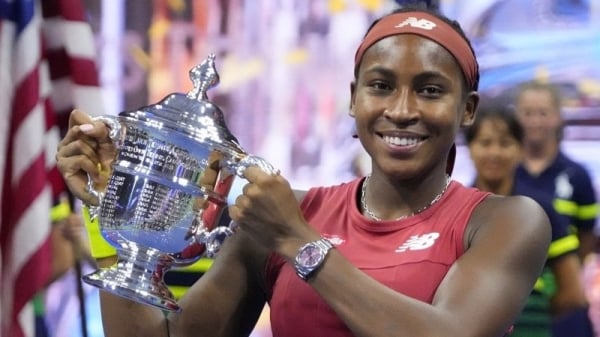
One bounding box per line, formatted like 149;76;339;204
468;118;523;185
515;89;562;146
350;34;477;178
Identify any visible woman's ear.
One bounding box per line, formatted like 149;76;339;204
349;82;356;117
461;92;479;127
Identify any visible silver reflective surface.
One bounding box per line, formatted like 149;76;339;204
82;54;275;311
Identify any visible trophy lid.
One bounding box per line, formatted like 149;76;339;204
119;54;247;157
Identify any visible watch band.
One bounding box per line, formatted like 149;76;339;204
313;237;334;251
294;237;334;281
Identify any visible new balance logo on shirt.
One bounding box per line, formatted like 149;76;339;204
321;232;441;253
323;235;345;246
396;232;440;252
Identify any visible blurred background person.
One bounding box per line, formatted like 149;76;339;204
464;101;588;337
514;81;598;261
34;195;94;337
513;81;598;337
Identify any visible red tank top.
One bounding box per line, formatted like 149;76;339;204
265;178;489;337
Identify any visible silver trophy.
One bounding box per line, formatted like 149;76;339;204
81;54;277;312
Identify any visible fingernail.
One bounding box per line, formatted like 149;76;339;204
79;124;94;133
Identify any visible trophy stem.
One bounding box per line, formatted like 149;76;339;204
82;241;180;312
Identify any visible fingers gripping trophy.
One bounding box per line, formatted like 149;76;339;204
82;54;278;312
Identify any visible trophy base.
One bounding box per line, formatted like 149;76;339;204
82;242;181;312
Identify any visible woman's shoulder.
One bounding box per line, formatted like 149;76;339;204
466;194;552;248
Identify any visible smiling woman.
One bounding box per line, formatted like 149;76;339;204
464;101;524;195
56;5;551;337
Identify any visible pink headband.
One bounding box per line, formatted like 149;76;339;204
354;12;477;90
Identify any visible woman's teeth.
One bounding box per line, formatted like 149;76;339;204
383;136;420;146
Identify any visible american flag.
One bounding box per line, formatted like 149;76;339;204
0;1;103;336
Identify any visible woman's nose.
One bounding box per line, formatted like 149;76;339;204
383;90;419;123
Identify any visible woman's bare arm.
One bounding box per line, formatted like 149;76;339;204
227;167;551;337
302;195;549;337
550;253;588;317
170;230;269;337
249;188;551;337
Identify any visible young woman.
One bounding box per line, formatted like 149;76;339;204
56;7;550;337
514;81;597;337
464;102;587;337
514;81;598;261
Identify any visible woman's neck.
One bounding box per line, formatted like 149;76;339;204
474;176;513;196
364;171;450;220
523;139;559;175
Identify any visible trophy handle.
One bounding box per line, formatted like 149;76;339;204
234;154;280;177
196;155;278;257
85;116;123;220
203;224;235;258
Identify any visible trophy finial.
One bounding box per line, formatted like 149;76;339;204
187;54;220;101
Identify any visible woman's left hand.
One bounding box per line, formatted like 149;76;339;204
228;166;318;255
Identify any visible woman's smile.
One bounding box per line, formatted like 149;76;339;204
378;133;427;155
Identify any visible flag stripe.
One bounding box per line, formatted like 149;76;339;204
12;104;45;186
11;155;47;225
11;187;52;303
44;20;97;58
51;78;105;116
47;50;100;85
41;0;87;21
1;1;104;336
0;22;16;208
0;0;34;33
13;15;40;88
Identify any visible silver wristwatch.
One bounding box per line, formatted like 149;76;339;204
294;238;334;281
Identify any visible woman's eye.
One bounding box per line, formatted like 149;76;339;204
369;81;391;91
419;86;442;96
500;139;518;148
477;139;491;147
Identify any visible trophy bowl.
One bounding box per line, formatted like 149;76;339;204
81;54;276;312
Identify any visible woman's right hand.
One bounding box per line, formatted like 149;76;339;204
56;109;117;206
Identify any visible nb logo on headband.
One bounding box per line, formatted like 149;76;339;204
395;17;437;30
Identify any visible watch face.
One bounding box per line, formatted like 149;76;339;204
298;245;323;268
